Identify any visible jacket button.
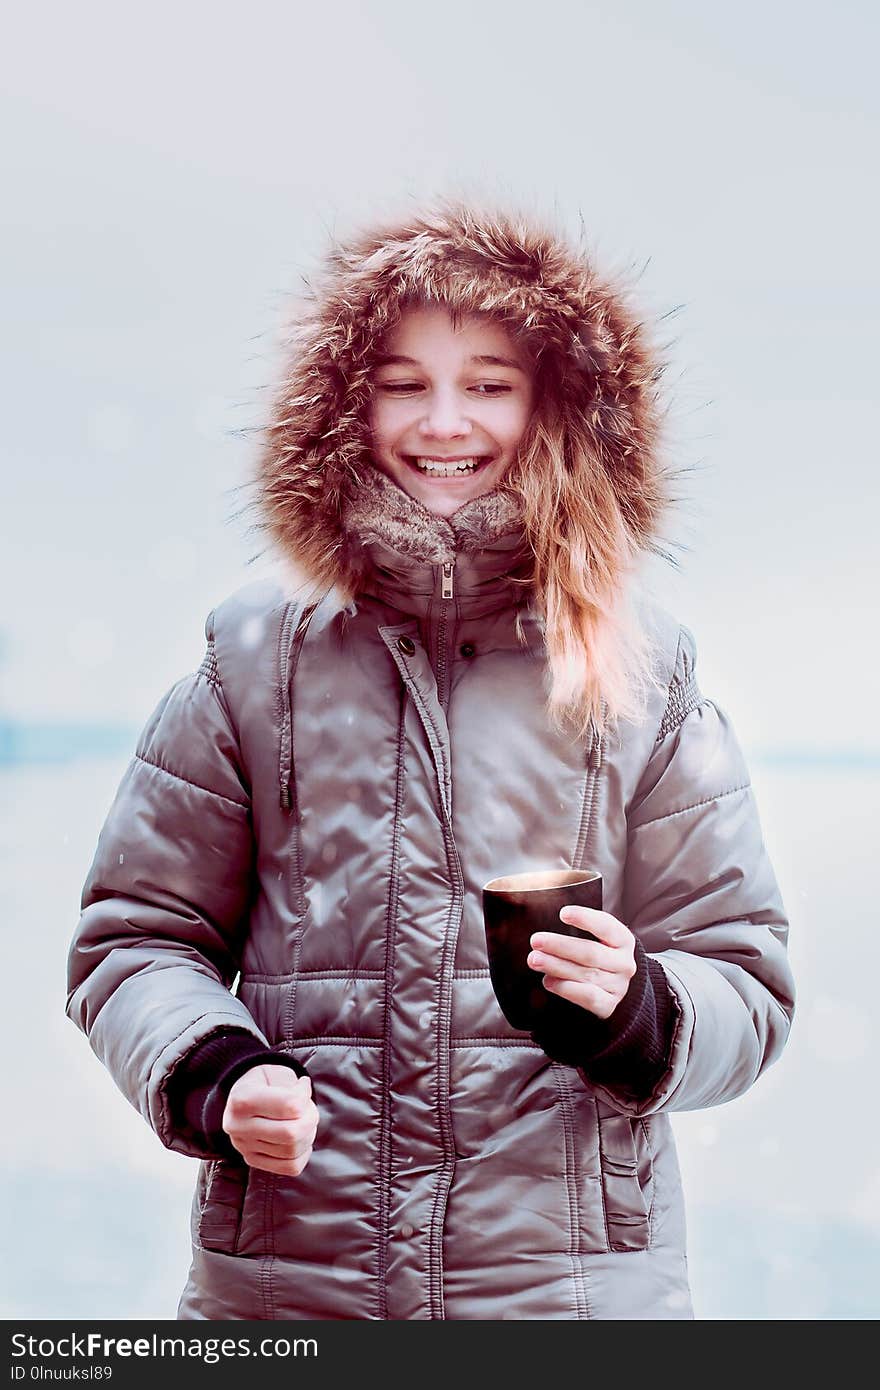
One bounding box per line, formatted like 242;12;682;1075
396;636;416;656
459;642;476;658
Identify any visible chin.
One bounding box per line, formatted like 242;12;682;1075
374;455;505;518
414;483;491;518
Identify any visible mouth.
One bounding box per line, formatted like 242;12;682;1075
402;454;495;480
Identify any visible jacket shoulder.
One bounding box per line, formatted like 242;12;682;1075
208;577;342;661
198;581;296;738
205;578;345;744
634;592;690;679
208;577;290;647
629;592;701;737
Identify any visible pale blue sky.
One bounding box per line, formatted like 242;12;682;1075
2;0;877;752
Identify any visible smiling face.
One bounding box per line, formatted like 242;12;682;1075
367;304;535;519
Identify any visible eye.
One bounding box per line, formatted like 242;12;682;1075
375;381;423;394
471;383;513;396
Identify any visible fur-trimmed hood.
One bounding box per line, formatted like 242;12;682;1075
254;197;673;598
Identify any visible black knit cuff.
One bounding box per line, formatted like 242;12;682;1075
530;941;677;1101
166;1028;310;1160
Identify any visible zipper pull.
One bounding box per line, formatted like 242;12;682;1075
441;561;454;599
588;720;603;770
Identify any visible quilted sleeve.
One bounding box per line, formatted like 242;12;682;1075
593;624;796;1117
65;610;269;1158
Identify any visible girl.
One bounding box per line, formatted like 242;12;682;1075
66;198;795;1320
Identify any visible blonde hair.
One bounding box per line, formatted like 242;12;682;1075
508;406;666;741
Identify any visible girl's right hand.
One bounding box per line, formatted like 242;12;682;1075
223;1065;319;1176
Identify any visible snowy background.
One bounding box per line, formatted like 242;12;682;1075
2;0;878;1320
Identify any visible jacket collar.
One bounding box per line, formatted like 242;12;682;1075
341;468;536;621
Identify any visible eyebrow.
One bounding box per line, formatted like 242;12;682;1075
373;353;525;371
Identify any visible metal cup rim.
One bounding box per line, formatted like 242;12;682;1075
482;868;601;895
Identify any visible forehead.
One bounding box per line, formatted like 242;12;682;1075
377;304;526;367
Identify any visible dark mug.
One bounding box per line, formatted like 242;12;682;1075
482;868;603;1030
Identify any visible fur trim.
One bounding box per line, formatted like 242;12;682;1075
252;196;673;601
341;468;524;566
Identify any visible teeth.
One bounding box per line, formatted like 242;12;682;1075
411;457;486;476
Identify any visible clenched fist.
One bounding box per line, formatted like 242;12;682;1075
223;1065;319;1176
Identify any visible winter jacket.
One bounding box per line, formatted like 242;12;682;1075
65;201;795;1320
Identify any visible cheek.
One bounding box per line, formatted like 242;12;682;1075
366;405;389;455
368;399;405;451
501;401;533;448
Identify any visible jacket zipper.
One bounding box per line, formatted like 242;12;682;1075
376;689;408;1320
426;556;459;1316
434;561;456;711
589;720;603;771
573;715;604;869
426;799;464;1320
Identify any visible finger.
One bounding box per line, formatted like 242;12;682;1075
265;1066;311;1098
226;1072;311;1123
528;952;621;990
541;974;620;1020
528;933;619;972
243;1145;314;1178
234;1129;312;1161
557;906;632;948
227;1108;319;1153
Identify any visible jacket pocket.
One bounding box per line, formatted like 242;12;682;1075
196;1158;250;1255
596;1106;654;1252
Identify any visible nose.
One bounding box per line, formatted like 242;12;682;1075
417;388;472;442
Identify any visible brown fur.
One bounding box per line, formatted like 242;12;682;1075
341;467;524;566
250;196;679;732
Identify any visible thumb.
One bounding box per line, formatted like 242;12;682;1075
226;1064;310;1119
262;1064;311;1096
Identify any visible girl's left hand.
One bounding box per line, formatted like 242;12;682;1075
527;906;636;1020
